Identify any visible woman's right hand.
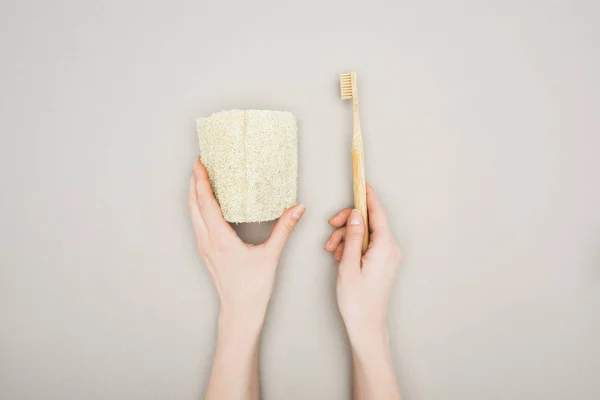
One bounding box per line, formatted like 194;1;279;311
325;184;403;399
324;184;402;350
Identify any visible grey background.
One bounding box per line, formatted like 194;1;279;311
1;0;599;399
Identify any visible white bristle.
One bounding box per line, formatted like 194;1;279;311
340;72;354;99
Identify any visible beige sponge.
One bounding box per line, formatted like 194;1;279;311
196;110;298;223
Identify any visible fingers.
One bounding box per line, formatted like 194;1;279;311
334;243;345;262
328;208;352;228
265;204;306;255
192;157;235;236
324;227;346;252
366;184;389;233
340;209;365;270
188;175;209;252
323;227;346;263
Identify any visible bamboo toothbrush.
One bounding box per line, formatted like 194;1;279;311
340;72;369;253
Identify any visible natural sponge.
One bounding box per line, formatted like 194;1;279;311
196;110;298;223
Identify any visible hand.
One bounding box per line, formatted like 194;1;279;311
188;157;306;330
189;157;305;400
324;184;402;349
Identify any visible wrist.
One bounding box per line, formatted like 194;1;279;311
348;326;390;359
218;308;265;343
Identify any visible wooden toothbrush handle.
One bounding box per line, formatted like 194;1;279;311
352;135;369;254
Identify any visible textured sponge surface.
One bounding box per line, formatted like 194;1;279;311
197;110;298;223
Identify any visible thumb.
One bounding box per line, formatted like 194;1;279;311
341;209;365;267
265;204;306;254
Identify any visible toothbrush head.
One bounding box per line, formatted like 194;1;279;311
340;72;355;100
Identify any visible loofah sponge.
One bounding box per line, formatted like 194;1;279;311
196;110;298;223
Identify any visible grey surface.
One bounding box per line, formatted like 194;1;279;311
1;1;599;399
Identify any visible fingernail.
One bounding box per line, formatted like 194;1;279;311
292;204;306;220
349;209;361;225
193;156;201;171
325;239;331;248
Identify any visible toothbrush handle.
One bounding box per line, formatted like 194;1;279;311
349;72;369;254
352;134;369;254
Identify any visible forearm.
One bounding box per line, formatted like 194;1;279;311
206;312;263;400
351;329;401;400
189;158;304;400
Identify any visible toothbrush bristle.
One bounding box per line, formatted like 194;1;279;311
340;73;353;99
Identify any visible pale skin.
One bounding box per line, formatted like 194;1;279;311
189;157;402;399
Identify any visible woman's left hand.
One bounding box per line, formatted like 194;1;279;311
188;157;306;331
